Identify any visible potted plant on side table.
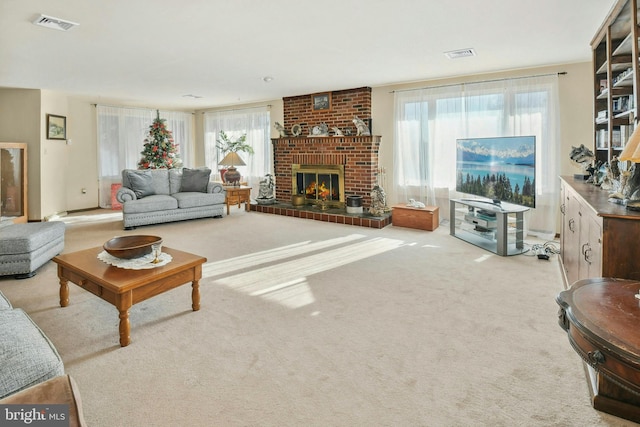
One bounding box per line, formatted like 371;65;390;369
216;131;254;185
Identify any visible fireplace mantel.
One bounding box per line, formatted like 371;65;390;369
271;135;381;207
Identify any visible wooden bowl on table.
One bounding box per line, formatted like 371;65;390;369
103;235;162;259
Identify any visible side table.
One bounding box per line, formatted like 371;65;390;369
557;277;640;423
224;186;252;215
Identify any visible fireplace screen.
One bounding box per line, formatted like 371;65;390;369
292;164;344;206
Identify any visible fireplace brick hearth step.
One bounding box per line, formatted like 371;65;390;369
250;203;391;229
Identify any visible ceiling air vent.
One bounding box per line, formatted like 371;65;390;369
444;48;476;59
33;14;79;31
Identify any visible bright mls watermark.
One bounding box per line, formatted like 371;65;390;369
1;405;69;426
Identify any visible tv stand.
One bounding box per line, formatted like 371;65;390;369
450;198;529;256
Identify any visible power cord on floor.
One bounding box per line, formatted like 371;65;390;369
523;241;560;260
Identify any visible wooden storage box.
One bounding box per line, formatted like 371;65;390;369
392;204;439;231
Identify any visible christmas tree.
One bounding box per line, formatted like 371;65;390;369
137;110;183;169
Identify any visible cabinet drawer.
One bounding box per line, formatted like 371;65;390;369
569;323;640;395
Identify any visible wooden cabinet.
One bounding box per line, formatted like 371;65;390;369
560;177;640;288
0;142;27;224
592;0;640;164
561;185;602;285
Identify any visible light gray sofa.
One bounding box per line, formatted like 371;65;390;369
0;290;64;399
0;290;86;425
115;168;226;229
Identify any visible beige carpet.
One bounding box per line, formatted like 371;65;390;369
0;208;637;426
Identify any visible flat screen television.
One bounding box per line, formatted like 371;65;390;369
456;136;536;208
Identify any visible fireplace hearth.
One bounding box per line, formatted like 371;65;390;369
250;202;391;229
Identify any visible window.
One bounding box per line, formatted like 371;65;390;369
96;106;194;208
203;107;271;196
394;75;560;237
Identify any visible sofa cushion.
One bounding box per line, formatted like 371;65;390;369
173;192;226;209
150;169;171;195
0;309;65;399
169;169;183;194
181;168;211;193
125;170;155;198
122;194;178;214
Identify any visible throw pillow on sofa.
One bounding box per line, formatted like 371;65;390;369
181;168;211;193
126;170;155;198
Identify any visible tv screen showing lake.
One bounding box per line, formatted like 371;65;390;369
456;136;536;208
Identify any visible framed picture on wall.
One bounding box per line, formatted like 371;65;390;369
311;93;332;112
47;114;66;140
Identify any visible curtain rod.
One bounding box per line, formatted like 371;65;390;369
201;104;272;114
390;72;567;94
93;103;195;114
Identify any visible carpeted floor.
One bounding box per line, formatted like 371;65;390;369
0;208;637;426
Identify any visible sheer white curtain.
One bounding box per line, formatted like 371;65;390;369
203;107;271;198
393;74;560;238
96;106;195;208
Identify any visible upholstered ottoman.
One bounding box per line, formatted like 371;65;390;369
0;221;65;278
0;308;65;399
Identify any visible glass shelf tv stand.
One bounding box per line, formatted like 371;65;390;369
449;198;529;256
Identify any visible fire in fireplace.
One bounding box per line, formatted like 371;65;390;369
292;164;345;207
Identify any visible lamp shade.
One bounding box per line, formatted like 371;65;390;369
218;152;246;167
619;126;640;162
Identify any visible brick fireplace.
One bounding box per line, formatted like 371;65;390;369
271;87;381;208
252;86;389;228
272;135;381;207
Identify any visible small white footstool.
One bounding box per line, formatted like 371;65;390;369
0;222;65;279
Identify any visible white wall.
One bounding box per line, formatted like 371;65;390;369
40;90;69;219
65;98;98;211
0;88;41;220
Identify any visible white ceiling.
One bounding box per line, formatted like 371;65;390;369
0;0;616;110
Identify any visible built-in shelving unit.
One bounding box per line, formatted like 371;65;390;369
592;0;640;164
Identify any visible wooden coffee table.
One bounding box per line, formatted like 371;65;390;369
52;246;206;347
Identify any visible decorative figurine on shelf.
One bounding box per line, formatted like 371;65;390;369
600;163;614;191
308;123;329;137
369;185;389;216
256;174;276;205
569;144;594;180
274;122;287;138
353;116;371;136
332;127;343;137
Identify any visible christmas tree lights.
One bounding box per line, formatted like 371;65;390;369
137;110;183;169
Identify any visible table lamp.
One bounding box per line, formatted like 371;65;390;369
619;125;640;162
219;152;245;184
